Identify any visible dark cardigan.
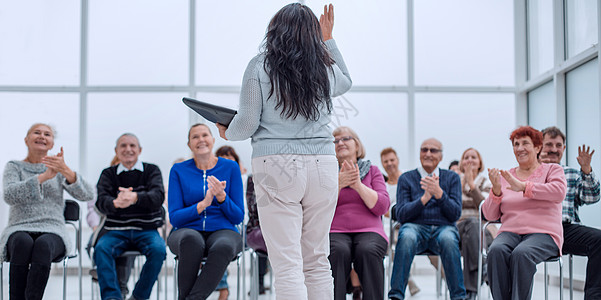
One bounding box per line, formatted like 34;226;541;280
96;162;165;230
393;168;462;226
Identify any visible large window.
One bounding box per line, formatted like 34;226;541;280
566;58;600;227
0;1;517;256
566;0;599;58
527;0;554;78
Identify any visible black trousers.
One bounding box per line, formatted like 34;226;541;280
167;228;242;300
563;223;601;300
329;232;388;300
6;231;65;300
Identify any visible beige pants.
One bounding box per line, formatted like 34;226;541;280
252;154;338;300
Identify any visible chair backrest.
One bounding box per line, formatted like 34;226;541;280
64;199;80;221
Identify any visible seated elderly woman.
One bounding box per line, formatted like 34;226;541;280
457;147;495;299
482;126;566;300
329;126;390;300
167;123;244;300
1;123;94;300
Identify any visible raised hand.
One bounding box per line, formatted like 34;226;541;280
420;174;443;199
319;4;334;41
488;168;502;196
577;144;595;174
500;170;526;192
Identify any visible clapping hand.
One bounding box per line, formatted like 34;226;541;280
577;144;595;174
420;174;443;199
500;170;526;192
113;187;137;208
338;160;360;190
41;147;76;183
463;163;476;190
488;168;502;196
207;175;227;203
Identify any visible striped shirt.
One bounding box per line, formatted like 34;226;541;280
562;166;600;224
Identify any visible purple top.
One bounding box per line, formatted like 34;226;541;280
330;165;390;242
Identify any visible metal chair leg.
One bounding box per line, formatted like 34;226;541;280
569;254;573;300
1;262;4;300
544;261;549;300
63;257;69;300
173;257;178;300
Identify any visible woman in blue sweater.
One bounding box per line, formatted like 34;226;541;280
167;123;244;300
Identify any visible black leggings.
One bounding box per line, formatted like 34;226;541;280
6;231;65;300
167;228;242;300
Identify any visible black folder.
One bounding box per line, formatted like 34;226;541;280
182;97;237;126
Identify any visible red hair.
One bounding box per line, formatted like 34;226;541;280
509;126;543;148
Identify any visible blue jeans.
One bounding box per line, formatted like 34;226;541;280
94;230;166;300
389;223;466;300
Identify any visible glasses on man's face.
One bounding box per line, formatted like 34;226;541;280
333;136;354;144
420;147;442;154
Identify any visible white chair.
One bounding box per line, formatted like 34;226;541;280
477;201;563;300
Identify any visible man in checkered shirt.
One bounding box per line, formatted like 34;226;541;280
541;126;601;299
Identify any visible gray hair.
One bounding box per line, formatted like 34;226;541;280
115;133;141;148
26;123;57;138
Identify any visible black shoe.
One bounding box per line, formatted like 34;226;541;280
352;286;362;300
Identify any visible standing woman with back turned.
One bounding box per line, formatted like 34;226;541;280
217;3;352;299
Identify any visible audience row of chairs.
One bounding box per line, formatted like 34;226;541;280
0;199;274;300
0;198;584;300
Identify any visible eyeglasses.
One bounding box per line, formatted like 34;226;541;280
333;136;354;144
420;147;442;154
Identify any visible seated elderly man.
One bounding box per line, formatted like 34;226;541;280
389;138;466;300
94;133;166;300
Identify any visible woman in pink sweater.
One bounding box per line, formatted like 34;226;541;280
482;126;566;300
329;126;390;300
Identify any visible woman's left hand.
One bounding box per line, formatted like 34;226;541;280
207;175;227;203
216;123;228;140
42;147;76;184
500;169;526;192
319;4;334;41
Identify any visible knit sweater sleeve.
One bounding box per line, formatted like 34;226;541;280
133;164;165;211
96;167;118;215
437;171;462;222
366;166;390;216
324;39;352;97
2;161;43;205
225;56;263;141
523;164;567;202
394;172;425;223
62;172;95;202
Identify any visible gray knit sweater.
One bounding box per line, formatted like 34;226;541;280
1;160;95;261
225;39;352;157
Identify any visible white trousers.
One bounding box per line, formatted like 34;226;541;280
252;154;338;300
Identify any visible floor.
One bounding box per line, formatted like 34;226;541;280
1;255;585;300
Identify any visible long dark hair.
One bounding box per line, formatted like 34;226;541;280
263;3;334;121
